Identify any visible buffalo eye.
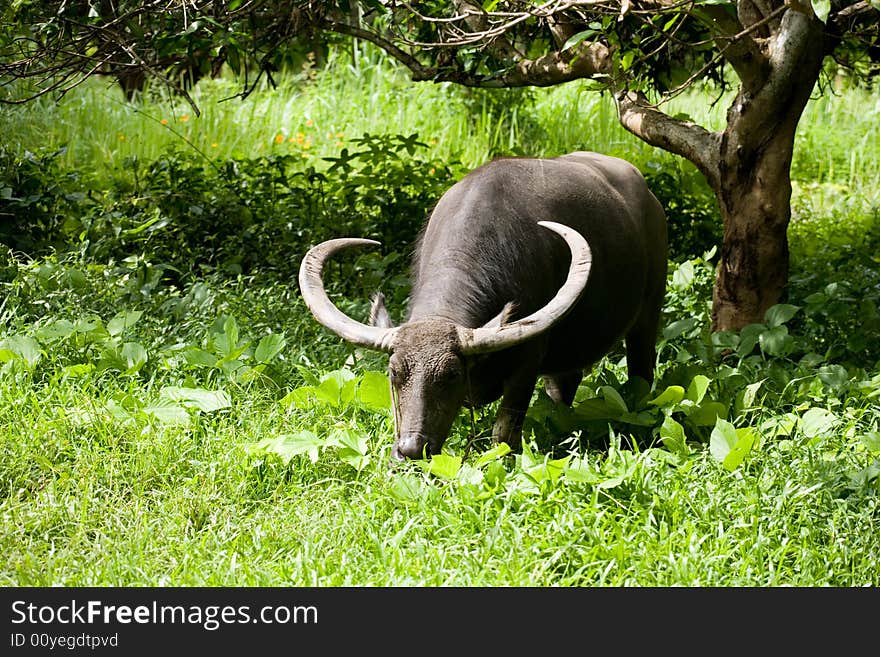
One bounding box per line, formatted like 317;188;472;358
388;359;404;385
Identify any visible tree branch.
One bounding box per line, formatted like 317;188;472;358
615;89;721;189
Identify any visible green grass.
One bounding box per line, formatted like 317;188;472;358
2;49;879;586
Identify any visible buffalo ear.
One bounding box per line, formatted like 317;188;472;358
369;293;395;328
481;301;517;329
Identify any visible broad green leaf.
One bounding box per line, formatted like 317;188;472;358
484;460;507;488
758;325;791;357
648;385;685;408
254;333;286;362
686;375;711;404
356;371;391;410
182;347;217;368
764;303;800;327
618;410;659;426
59;363;95;378
740;379;766;409
659;415;689;457
121;341;148;373
860;432;880;453
474;442;512;469
684;400;726;426
456;464;484;486
574;396;623;421
600;385;628;414
663;317;699;340
671;260;695;291
160;386;231;413
710;419;757;470
723;427;757;471
817;364;849;389
263;431;323;465
35;319;76;342
142;403;191;427
389;474;425;503
709;417;738;463
811;0;830;23
0;335;41;368
737;323;765;357
562;29;598;51
107;310;143;337
799;407;838;438
420;453;462;479
760;413;798;438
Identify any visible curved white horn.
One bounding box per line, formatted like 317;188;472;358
458;221;592;355
298;238;397;352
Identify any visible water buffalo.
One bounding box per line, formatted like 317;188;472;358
299;151;668;460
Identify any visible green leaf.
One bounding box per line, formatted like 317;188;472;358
254;333;286;363
142;403;191;427
686;375;711;404
660;415;689;457
420;453;462;479
811;0;830;23
799;407;838;438
737;323;765;357
356;371;391;410
709;418;756;470
121;341;148;373
183;347;216;368
740;379;766;409
160;386;231;413
35;319;76;342
764;304;800;327
709;417;738;462
564;456;601;484
59;363;95;378
574;396;624;420
684;400;726;426
648;385;685;408
260;431;324;465
0;335;41;368
860;432;880;453
758;325;792;357
562;29;598;51
474;442;512;468
663;317;699;340
671;260;695;291
600;386;628;414
107;310;143;337
332;428;371;471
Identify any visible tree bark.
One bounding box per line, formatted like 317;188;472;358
711;129;799;331
709;10;826;331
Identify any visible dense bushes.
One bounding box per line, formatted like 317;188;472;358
1;134;460;285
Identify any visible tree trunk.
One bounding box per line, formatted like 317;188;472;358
707;13;826;331
711;126;798;331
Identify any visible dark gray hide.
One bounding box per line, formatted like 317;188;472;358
300;151;667;460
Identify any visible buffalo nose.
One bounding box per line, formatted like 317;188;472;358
394;434;429;460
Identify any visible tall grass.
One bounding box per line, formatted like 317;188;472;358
3;47;877;212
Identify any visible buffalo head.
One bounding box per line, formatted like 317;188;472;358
298;221;592;460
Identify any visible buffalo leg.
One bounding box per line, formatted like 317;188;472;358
543;370;582;405
625;309;660;384
492;372;539;449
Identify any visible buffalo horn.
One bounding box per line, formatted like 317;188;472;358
458;221;592;355
298;238;397;352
